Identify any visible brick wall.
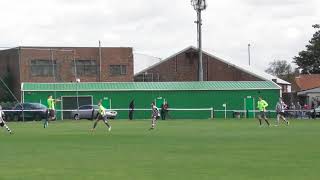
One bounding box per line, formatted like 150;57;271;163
20;47;134;83
0;48;21;101
0;46;134;101
134;48;261;82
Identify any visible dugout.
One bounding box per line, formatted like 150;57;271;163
21;81;281;120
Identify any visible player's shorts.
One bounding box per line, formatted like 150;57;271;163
277;112;285;116
0;118;4;127
97;114;108;122
152;115;159;120
0;117;4;126
102;115;108;122
49;109;55;118
258;111;267;118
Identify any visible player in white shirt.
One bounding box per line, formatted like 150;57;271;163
150;102;160;130
275;98;289;126
0;105;13;134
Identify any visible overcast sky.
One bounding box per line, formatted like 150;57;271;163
1;0;319;73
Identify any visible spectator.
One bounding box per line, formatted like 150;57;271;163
296;102;302;119
128;99;134;120
311;100;316;119
164;103;169;119
161;102;168;120
160;102;169;120
303;104;311;119
289;102;296;118
311;101;315;109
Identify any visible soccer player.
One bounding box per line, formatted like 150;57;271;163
257;96;270;127
45;95;60;128
275;98;289;126
150;102;160;130
91;102;111;132
0;105;13;134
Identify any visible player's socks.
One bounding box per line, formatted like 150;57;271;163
265;119;270;126
104;122;111;131
44;121;48;128
93;121;98;129
104;121;110;127
4;124;12;134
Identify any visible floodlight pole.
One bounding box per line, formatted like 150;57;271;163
197;10;203;81
192;0;207;81
99;40;102;82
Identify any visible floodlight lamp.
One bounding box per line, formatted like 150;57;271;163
191;0;198;10
191;0;207;10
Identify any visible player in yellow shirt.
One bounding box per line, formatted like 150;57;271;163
257;96;270;127
91;101;111;132
45;95;60;128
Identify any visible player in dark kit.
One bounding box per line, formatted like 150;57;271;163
0;105;13;134
150;102;160;130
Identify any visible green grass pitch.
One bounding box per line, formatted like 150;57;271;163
1;119;320;180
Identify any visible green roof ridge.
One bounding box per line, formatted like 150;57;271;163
22;81;279;91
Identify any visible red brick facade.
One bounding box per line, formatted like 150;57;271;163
0;46;134;100
134;47;261;82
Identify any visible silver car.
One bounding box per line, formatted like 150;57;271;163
71;105;117;120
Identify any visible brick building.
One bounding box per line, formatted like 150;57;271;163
134;46;290;92
295;74;320;106
0;46;134;100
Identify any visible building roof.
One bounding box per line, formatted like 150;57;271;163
295;74;320;91
21;81;280;92
297;87;320;96
134;46;291;85
1;46;132;50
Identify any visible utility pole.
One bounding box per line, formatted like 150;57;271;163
50;49;56;82
191;0;207;81
99;40;102;82
248;44;251;66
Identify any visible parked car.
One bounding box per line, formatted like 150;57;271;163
70;105;117;120
5;103;48;121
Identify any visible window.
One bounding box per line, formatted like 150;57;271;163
110;65;127;76
79;105;91;110
31;60;57;76
72;60;97;76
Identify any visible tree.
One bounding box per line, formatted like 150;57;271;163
265;60;293;77
293;24;320;74
265;60;298;84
